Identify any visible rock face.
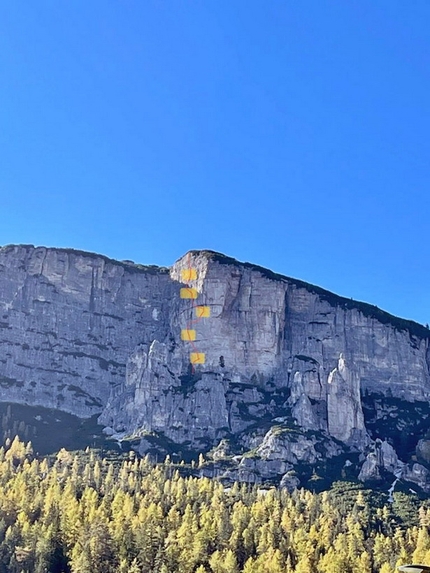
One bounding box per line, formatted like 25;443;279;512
358;439;402;481
327;354;367;446
1;244;430;489
0;245;173;417
417;439;430;464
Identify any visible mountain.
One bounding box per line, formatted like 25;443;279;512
1;243;430;493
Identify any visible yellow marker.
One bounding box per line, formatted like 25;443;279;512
195;305;210;318
181;329;196;341
181;268;197;281
190;352;205;364
180;288;198;299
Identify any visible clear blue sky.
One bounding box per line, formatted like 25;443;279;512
1;2;429;325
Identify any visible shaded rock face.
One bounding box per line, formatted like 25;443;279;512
1;244;430;487
0;245;173;417
358;439;402;481
417;439;430;464
358;438;430;494
403;463;430;491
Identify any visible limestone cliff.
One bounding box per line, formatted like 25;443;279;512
1;244;430;490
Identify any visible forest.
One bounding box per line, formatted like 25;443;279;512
1;437;430;573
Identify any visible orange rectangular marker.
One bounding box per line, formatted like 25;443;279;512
181;268;197;281
180;288;198;299
195;305;210;318
190;352;205;364
181;329;196;341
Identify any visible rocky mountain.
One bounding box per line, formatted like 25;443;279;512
1;243;430;492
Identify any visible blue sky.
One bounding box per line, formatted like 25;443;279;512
0;2;429;325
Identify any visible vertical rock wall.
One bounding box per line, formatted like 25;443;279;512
0;245;429;463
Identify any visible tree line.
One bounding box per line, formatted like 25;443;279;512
1;437;430;572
